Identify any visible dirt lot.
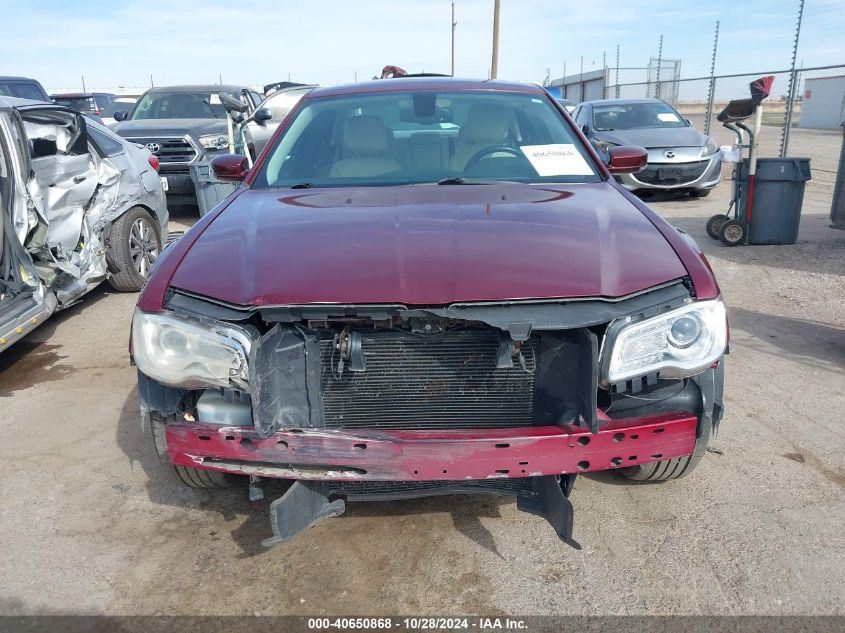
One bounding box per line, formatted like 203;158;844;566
1;183;843;617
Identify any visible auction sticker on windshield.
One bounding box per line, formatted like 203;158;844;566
520;144;593;176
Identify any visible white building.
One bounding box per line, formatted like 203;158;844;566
799;75;845;129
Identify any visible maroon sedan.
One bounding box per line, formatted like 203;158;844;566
131;78;726;546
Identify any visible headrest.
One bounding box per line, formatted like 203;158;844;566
343;116;392;157
463;103;509;145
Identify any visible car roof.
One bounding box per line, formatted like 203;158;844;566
144;85;248;93
308;77;544;99
581;98;666;106
0;95;48;107
51;92;115;98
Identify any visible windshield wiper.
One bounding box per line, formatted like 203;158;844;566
437;177;504;185
290;182;315;189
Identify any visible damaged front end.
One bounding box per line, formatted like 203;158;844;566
134;279;726;546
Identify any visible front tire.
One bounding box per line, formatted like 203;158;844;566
690;188;712;198
149;412;231;489
619;416;712;481
107;207;162;292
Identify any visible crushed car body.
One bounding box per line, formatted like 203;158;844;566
1;96;167;352
130;78;726;546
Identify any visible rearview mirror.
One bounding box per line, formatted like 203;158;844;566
113;110;129;122
219;92;248;113
211;153;249;181
607;145;648;174
253;108;272;124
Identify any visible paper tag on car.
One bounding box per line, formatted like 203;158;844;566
520;144;594;176
657;112;680;122
210;94;221;105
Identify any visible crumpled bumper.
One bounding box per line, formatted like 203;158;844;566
165;411;698;481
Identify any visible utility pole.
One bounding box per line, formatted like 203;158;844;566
150;74;154;88
219;73;223;85
705;21;720;135
490;0;500;79
781;0;805;156
81;75;86;92
451;1;456;77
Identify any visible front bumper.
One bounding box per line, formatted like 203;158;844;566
617;154;722;191
165;411;697;481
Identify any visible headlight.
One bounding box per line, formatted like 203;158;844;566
131;310;251;389
198;134;229;150
602;299;727;385
702;137;719;156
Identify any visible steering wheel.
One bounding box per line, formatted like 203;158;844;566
463;145;527;172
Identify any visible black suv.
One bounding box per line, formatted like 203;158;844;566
0;76;50;101
112;85;261;207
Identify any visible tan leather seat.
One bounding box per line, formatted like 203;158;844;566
450;103;511;171
329;116;402;178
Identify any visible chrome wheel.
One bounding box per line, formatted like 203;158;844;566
129;217;159;277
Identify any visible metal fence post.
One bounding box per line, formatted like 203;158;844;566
704;21;719;136
781;0;805;157
655;35;663;99
615;45;620;98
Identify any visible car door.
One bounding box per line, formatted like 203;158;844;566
15;105;98;255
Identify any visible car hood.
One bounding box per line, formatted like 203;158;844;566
169;183;689;306
111;118;227;138
594;127;707;149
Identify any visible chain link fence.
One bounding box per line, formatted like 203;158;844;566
600;64;844;188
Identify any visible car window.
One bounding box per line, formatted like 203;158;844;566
571;106;582;122
593;102;687;130
94;95;114;109
263;87;312;121
12;83;47;101
250;91;262;107
131;91;226;120
53;96;97;112
88;126;125;156
254;90;600;189
102;99;135;117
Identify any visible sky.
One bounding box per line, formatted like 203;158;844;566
2;0;843;94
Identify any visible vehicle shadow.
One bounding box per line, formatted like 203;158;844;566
728;306;845;371
115;387;508;558
0;284;116;395
655;212;845;277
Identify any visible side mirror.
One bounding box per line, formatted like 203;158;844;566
685;118;692;126
113;110;129;122
219;92;248;113
253;108;272;125
581;124;590;135
211;153;249;181
607;145;648;175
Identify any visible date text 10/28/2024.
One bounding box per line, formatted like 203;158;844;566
308;617;528;631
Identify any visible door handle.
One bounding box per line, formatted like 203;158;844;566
73;176;87;184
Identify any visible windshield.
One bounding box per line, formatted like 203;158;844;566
252;90;600;189
130;91;226;120
593;102;687;131
53;96;96;112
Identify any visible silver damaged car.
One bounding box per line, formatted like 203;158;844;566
0;97;168;352
573;98;721;197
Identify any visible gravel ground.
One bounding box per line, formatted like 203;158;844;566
0;183;843;617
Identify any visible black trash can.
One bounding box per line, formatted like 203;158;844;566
736;157;812;245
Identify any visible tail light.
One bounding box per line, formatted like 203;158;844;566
148;155;160;171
